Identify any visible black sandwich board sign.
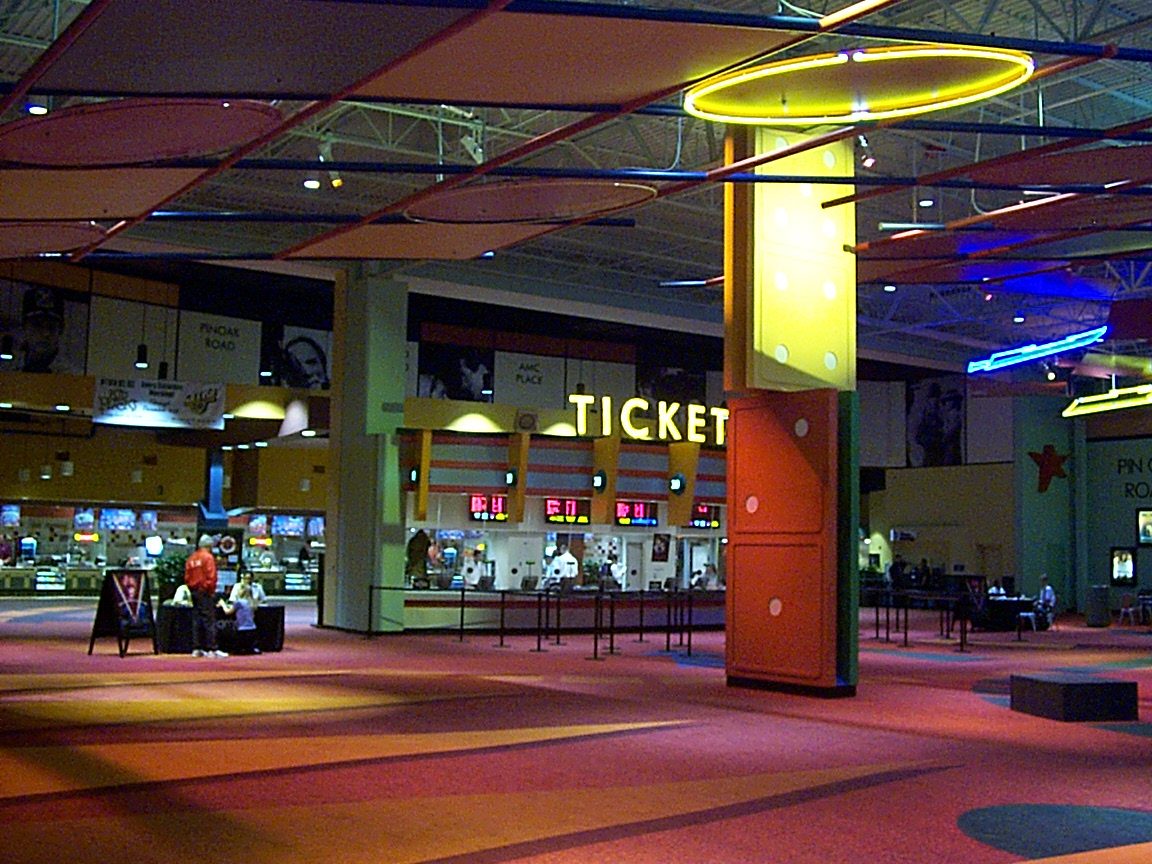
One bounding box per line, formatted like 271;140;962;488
88;569;158;657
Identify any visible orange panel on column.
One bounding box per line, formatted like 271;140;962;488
726;389;846;694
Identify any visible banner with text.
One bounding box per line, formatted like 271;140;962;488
177;310;262;384
94;378;226;429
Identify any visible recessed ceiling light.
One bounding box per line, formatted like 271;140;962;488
54;404;70;412
222;413;234;420
237;443;250;450
883;284;897;293
301;429;317;438
0;402;12;409
255;441;268;448
303;178;321;190
918;197;935;208
1013;312;1026;323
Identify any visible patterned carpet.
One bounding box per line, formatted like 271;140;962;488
1;598;1150;863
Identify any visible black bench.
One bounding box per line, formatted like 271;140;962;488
1010;673;1138;722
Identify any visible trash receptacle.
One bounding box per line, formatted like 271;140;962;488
1085;584;1111;627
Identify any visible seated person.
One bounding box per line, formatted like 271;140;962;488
217;582;260;655
166;583;193;606
228;569;266;606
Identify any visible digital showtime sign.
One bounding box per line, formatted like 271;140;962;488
469;494;508;522
615;501;658;526
544;497;590;525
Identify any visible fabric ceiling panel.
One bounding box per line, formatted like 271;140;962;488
859;229;1036;260
0;169;205;219
987;194;1152;231
1008;229;1152;260
285;222;553;260
34;0;475;97
354;12;798;107
967;145;1152;187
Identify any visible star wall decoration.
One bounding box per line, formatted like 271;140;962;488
1028;444;1069;493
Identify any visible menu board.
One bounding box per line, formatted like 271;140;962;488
544;498;590;525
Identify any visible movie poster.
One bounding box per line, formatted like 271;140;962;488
906;376;966;467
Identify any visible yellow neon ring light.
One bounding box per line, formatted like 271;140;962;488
684;45;1035;125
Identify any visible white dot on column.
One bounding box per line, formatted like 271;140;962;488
825;352;838;370
769;597;783;617
799;183;813;197
775;136;789;151
822;218;837;238
794;418;809;437
774;271;788;291
823;149;836;168
774;206;789;226
774;344;789;363
745;495;759;514
823;281;837;300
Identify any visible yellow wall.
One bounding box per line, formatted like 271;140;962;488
0;426;205;504
866;462;1015;581
251;446;329;511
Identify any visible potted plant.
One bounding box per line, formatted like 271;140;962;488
151;550;190;603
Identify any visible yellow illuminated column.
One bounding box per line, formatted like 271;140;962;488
728;128;856;391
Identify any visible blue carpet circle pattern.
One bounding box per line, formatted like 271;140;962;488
959;804;1152;858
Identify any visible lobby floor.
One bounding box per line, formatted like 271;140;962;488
1;597;1151;863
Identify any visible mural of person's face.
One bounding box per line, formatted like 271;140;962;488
285;340;329;388
22;313;63;372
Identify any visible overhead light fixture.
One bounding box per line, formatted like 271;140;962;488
222;445;233;451
1063;383;1152;418
301;429;317;438
222;412;234;420
0;402;11;409
879;222;946;231
861;154;876;169
683;45;1034;126
883;284;897;293
1044;362;1057;381
966;325;1107;374
303;174;321;190
237;443;250;450
918;197;935;208
1013;312;1026;323
328;170;343;188
255;441;268;448
460;133;484;164
135;304;148;369
0;335;13;361
54;404;70;412
26;96;48;115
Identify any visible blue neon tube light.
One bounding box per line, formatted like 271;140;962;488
966;325;1107;374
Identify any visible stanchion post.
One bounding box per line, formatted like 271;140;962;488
495;589;508;648
587;593;603;661
607;591;618;655
459;585;467;642
554;587;564;645
686;587;694;656
531;590;547;652
635;585;646;642
665;588;673;652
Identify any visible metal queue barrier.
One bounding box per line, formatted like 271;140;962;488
365;583;716;657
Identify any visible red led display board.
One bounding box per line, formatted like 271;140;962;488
469;494;508;522
690;503;721;529
615;501;659;526
544;497;590;524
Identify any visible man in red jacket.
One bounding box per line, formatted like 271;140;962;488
184;534;227;657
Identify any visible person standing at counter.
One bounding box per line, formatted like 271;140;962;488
184;534;227;658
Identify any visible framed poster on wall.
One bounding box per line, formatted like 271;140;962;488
1112;547;1136;586
1138;510;1152;544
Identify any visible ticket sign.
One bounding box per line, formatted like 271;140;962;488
690;503;721;529
470;494;509;522
615;501;659;526
544;497;590;525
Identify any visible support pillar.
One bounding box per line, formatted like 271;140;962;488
723;126;858;696
324;263;408;632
